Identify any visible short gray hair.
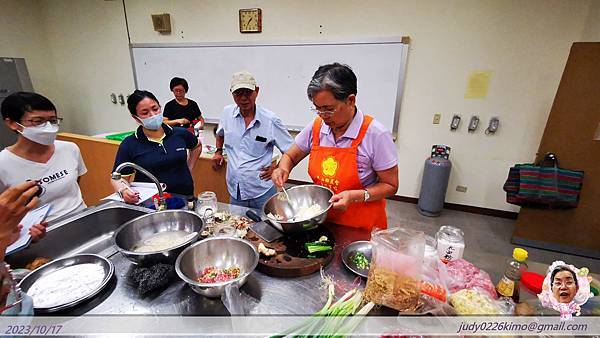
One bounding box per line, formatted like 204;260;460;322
307;63;357;101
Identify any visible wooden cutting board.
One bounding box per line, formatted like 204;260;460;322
244;226;335;277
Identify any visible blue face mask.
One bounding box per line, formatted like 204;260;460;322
138;112;164;131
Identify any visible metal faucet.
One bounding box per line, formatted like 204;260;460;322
111;162;166;211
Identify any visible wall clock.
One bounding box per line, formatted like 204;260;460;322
239;8;262;33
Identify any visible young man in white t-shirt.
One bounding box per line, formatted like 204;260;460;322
0;92;87;231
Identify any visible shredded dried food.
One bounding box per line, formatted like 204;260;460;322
197;266;241;283
27;263;105;308
364;267;420;312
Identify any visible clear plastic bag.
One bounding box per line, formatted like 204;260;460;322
364;227;425;312
449;288;514;315
444;259;497;299
221;284;258;315
420;259;449;303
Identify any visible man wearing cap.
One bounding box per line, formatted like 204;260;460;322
212;71;293;209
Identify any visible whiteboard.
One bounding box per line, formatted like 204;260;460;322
131;39;408;133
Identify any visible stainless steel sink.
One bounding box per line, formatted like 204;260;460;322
7;201;151;268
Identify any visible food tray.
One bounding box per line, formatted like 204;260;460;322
18;254;114;313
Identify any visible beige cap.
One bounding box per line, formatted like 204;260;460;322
230;70;257;92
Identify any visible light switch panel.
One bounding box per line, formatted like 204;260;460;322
450;115;461;131
468;115;479;133
485;117;499;134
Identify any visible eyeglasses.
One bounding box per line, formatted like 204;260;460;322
232;89;254;98
309;107;337;116
20;117;63;127
553;280;576;288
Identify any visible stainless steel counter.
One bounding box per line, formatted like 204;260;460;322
7;201;378;316
7;201;574;316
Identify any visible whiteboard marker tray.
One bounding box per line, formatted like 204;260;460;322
18;254;114;313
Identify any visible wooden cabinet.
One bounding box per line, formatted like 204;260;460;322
57;133;229;205
512;43;600;258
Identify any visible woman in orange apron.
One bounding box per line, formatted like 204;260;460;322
272;63;398;231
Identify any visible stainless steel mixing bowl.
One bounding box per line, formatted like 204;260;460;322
175;237;258;298
113;210;203;265
262;184;333;233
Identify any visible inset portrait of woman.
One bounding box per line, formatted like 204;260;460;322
538;261;593;320
551;266;578;304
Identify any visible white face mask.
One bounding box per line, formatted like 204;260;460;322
17;121;59;145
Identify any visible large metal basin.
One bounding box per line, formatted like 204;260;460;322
6;201;150;268
263;185;333;233
113;210;203;266
175;237;258;298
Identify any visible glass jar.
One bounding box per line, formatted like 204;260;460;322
196;191;217;221
436;225;465;264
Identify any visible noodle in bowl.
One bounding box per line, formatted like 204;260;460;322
262;185;333;233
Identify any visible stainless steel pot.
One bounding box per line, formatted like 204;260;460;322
262;184;333;233
175;237;258;298
113;210;203;265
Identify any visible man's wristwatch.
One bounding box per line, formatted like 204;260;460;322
215;147;223;154
363;189;370;202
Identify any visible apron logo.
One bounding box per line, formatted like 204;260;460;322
321;156;338;177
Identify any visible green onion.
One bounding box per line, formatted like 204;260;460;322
305;241;333;254
271;277;374;338
351;252;369;270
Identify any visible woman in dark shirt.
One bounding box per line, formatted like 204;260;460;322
163;77;204;130
111;90;202;202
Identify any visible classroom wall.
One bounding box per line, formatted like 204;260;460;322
121;0;591;211
581;0;600;41
0;0;58;103
2;0;594;212
35;0;138;135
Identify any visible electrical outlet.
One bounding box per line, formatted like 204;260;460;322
456;185;467;193
594;122;600;141
433;114;441;124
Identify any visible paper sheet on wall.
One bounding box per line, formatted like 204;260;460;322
6;204;52;256
464;71;492;99
102;182;162;204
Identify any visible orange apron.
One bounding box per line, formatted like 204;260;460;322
308;115;387;231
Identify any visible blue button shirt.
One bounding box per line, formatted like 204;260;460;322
113;124;198;196
217;104;293;200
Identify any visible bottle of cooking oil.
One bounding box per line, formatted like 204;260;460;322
496;248;528;302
